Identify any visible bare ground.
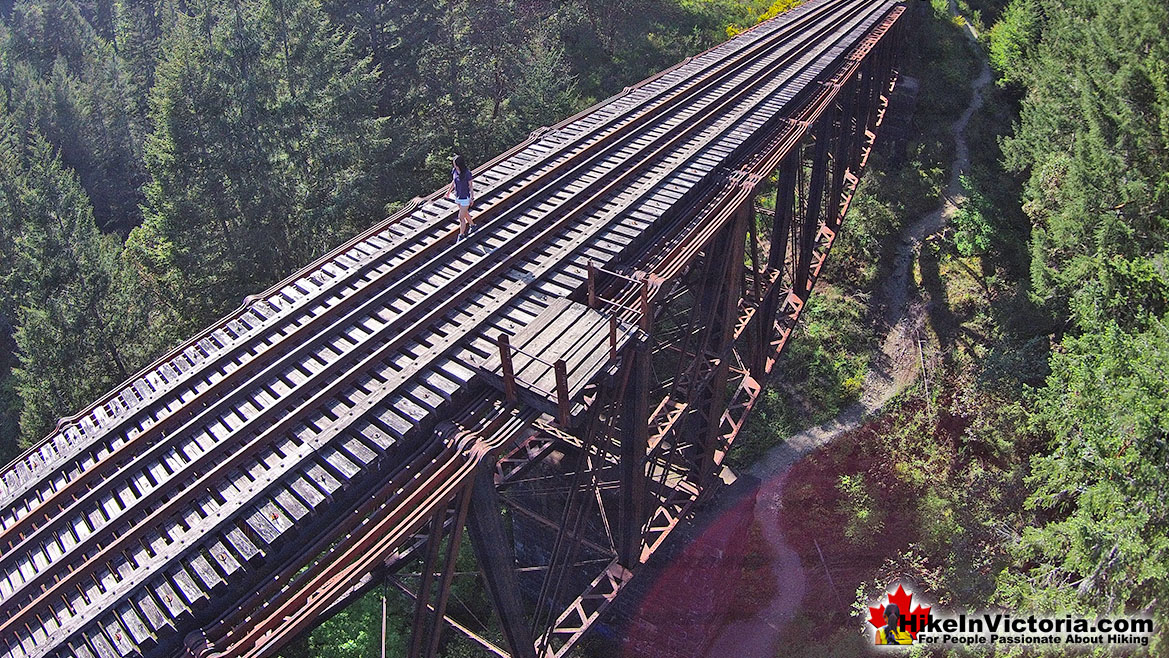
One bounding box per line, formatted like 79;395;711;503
616;5;992;656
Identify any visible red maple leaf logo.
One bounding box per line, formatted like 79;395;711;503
867;584;932;640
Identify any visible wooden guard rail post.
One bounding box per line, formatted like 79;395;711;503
498;332;575;426
587;261;597;309
498;334;517;402
554;360;570;426
608;316;618;361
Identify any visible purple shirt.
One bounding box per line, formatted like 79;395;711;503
452;167;472;199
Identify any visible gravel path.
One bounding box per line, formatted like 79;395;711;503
694;6;994;656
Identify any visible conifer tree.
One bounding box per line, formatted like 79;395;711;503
127;0;388;330
0;110;23;462
0;124;139;445
115;0;182;155
1;0;145;232
997;0;1169;330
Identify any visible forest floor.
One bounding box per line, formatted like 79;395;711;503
602;4;992;657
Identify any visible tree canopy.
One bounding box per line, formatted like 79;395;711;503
994;0;1169;330
0;0;774;448
986;0;1169;637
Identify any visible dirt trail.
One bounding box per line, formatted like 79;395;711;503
697;6;992;656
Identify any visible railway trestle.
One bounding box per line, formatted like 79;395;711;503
0;2;906;657
217;10;905;658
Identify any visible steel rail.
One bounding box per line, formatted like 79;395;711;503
0;3;903;656
0;0;846;518
598;5;889;327
0;0;856;555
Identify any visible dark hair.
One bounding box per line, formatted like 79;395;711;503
884;604;901;621
453;154;469;175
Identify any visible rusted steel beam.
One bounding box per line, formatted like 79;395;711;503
618;341;650;569
587;261;597;309
409;514;448;658
531;401;615;655
796;114;831;295
698;204;750;483
423;488;473;658
768;153;798;272
467;462;538;658
828;80;854;229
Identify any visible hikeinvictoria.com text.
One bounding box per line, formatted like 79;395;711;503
904;613;1153;648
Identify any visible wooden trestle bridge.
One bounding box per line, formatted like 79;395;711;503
0;1;907;656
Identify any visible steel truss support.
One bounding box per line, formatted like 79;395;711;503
390;9;908;658
617;342;650;570
467;462;537;658
408;491;472;658
691;204;750;484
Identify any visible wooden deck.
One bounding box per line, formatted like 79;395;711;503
476;298;640;425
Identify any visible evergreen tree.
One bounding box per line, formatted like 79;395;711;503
0;109;23;462
1;0;145;232
115;0;182;151
127;0;388;331
0;126;140;445
510;29;580;140
999;319;1169;624
996;0;1169;330
985;0;1169;641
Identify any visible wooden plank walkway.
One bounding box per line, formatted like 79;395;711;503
476;298;640;425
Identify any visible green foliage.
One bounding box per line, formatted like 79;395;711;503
837;473;884;545
982;5;1169;630
724;0;801;37
986;0;1039;84
116;0;183;144
832;157;907;290
0;0;144;232
277;587;412;658
961;0;1012;28
0;123;144;444
978;335;1050;394
999;320;1169;636
126;0;389;332
997;0;1169;331
953;175;994;257
790;290;872;410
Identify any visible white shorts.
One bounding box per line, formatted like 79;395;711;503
456;197;471;208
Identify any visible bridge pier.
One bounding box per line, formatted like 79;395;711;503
692;204;751;485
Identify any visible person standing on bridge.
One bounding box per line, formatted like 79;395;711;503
450;154;475;241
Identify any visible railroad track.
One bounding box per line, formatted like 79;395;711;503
0;2;901;656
